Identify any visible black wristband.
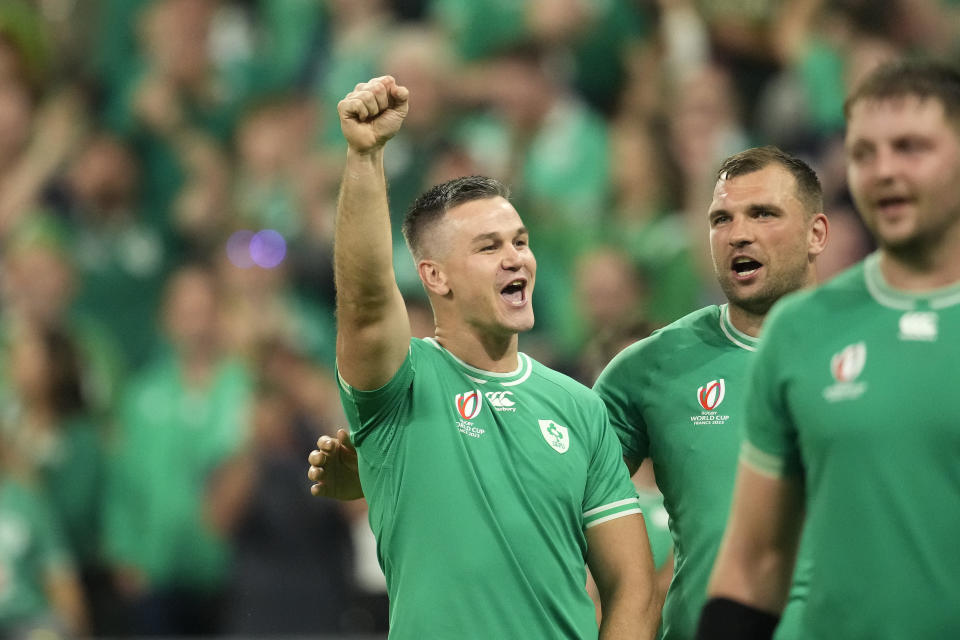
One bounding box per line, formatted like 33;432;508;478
695;597;780;640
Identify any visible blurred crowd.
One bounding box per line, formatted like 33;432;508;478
0;0;958;637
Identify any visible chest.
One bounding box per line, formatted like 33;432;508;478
784;308;960;462
405;373;593;507
644;349;753;460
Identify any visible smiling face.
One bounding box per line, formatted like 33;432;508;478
709;164;824;317
425;196;536;338
845;95;960;258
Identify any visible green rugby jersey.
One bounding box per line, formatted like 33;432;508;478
742;253;960;639
0;475;74;629
594;304;807;640
338;338;641;639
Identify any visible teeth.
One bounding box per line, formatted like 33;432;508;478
738;268;759;277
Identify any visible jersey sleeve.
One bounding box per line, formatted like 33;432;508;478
581;394;642;529
337;339;417;465
593;343;651;465
740;302;803;477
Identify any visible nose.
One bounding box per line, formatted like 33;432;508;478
501;243;523;270
727;216;754;247
871;146;898;184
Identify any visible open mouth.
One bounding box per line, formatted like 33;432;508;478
732;257;762;278
500;279;527;305
876;196;911;212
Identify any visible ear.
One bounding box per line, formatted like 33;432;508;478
418;259;450;296
808;212;829;258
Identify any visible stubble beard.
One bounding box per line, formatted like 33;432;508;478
719;263;808;318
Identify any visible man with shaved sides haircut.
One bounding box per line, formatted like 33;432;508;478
310;75;658;639
594;146;828;640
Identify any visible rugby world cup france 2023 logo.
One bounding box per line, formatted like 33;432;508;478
691;379;730;426
455;390;483;420
697;379;726;411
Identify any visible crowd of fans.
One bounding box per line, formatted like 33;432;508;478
0;0;957;637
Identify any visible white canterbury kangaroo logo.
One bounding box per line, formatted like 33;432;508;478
485;391;517;411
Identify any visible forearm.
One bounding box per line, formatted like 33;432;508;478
598;586;659;640
706;465;804;614
334;147;398;319
707;537;795;614
333;145;410;388
47;570;90;637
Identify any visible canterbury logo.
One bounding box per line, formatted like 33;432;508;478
455;390;483;420
697;379;726;411
485;391;516;409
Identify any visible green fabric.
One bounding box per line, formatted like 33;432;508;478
276;290;337;369
105;65;249;244
428;0;527;60
33;415;105;569
569;0;651;113
0;476;74;628
527;223;604;358
635;490;672;570
103;353;253;590
91;0;153;96
743;253;960;638
250;0;326;92
797;41;846;135
594;305;807;640
340;338;640;639
520;100;611;228
69;220;169;369
608;214;700;326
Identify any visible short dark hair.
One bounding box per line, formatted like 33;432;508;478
716;146;823;216
844;58;960;124
402;175;511;259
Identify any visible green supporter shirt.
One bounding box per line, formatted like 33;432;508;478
104;353;252;591
0;476;74;629
594;304;808;640
339;338;642;640
742;253;960;639
33;415;103;569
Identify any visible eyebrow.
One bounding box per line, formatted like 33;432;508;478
709;203;783;218
470;226;529;243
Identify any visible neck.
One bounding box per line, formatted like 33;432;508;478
880;229;960;290
23;405;56;430
434;324;519;373
726;303;766;338
179;347;217;384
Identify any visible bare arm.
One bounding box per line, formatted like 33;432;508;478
706;462;805;613
335;76;412;390
45;565;90;637
587;514;660;640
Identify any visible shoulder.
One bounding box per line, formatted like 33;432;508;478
766;261;868;333
124;352;176;396
602;305;721;374
528;357;605;411
409;336;450;362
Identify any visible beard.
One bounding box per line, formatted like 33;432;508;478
717;262;810;317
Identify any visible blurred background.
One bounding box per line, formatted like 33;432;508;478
0;0;957;637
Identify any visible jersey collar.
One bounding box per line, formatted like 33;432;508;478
425;338;534;387
864;251;960;310
719;304;760;352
